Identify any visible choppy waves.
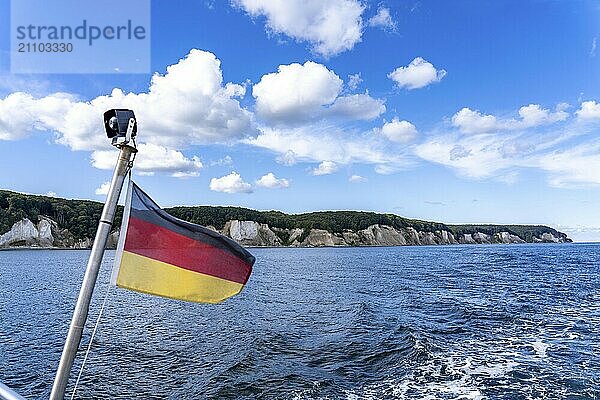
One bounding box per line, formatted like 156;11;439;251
1;244;599;399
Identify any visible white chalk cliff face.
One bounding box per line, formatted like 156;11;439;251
0;217;570;249
0;216;116;249
219;220;569;247
535;233;561;243
225;220;282;246
37;218;55;246
0;218;42;247
0;217;62;247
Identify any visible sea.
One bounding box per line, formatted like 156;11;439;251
0;244;599;399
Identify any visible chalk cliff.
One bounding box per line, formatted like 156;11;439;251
0;216;119;249
0;217;570;249
218;220;569;247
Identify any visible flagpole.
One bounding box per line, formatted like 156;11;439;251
50;143;137;400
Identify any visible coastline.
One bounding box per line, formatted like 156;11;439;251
0;242;580;252
0;247;94;251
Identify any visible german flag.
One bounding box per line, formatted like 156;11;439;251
111;182;255;303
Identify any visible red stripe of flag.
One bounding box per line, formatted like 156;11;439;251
124;216;252;285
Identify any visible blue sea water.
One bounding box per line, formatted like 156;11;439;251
0;244;599;399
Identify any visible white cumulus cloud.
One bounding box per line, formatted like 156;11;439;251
452;104;569;134
388;57;446;90
517;104;568;128
451;108;498;134
91;143;203;178
209;155;233;166
0;49;253;152
347;73;362;90
276;149;298;166
253;61;342;122
233;0;365;57
252;61;384;123
0;92;76;141
95;181;111;196
576;101;600;120
209;171;253;193
256;172;290;188
367;7;396;31
311;160;338;175
377;118;418;143
349;174;367;183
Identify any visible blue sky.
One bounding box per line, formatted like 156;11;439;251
0;0;599;241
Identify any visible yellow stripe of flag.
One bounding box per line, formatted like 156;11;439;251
116;251;245;304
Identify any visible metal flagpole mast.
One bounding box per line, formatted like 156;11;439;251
50;129;137;399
